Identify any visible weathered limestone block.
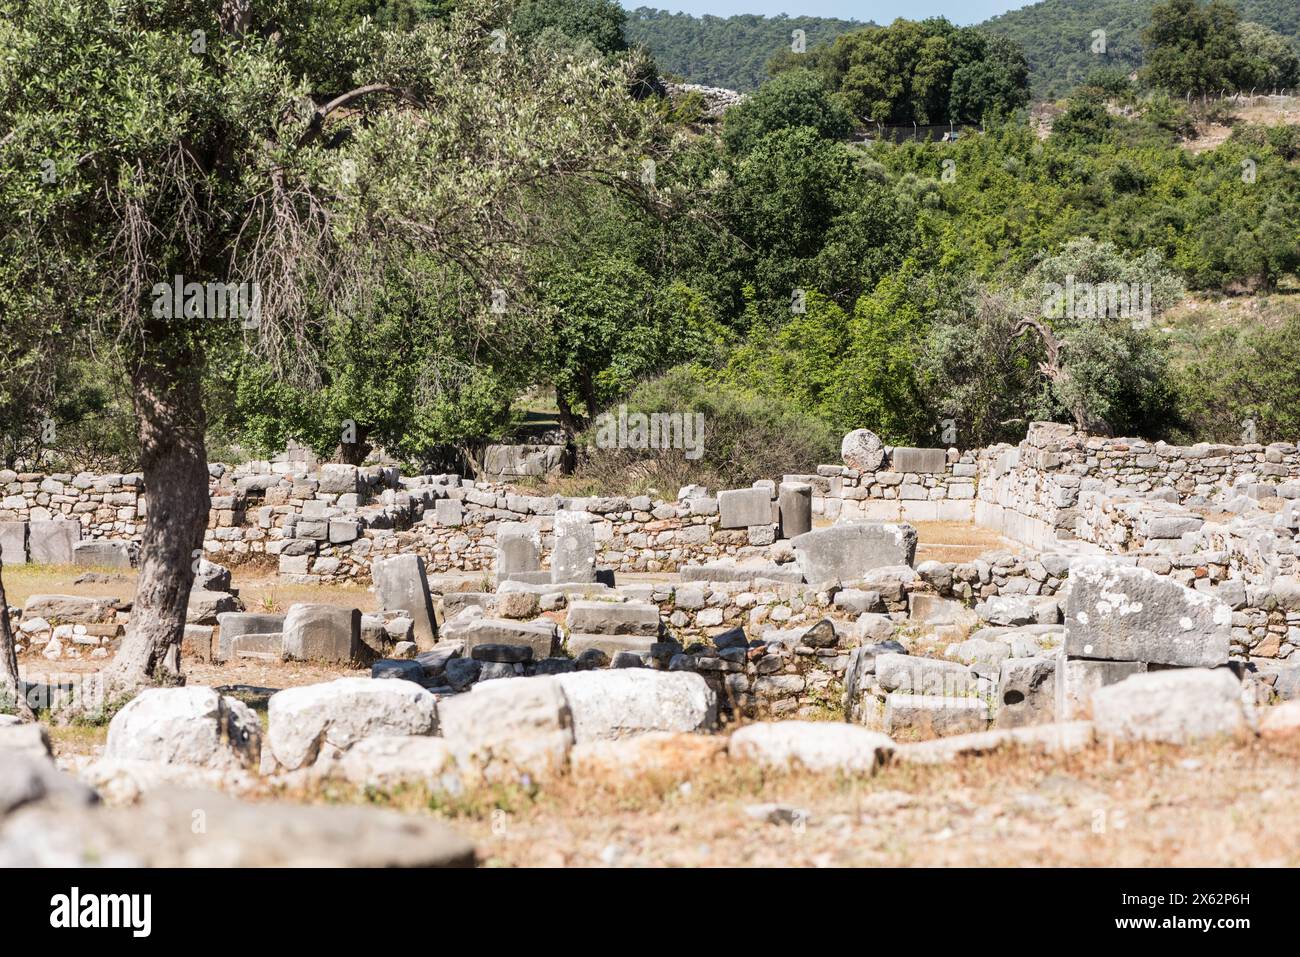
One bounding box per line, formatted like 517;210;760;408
995;656;1056;728
495;521;541;582
717;487;772;529
0;522;26;565
216;611;286;662
884;694;989;737
729;721;894;773
267;677;439;770
888;447;947;474
1054;657;1146;720
461;616;559;659
553;670;717;742
875;653;978;696
438;675;574;781
791;522;918;583
105;687;261;770
282;603;362;664
565;600;660;637
1065;558;1231;666
552;510;597;583
27;520;80;565
371;554;438;650
1091;668;1252;744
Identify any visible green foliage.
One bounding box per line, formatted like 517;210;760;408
511;0;628;55
985;0;1300;100
1173;313;1300;442
721;69;853;155
624;8;865;92
574;364;841;491
724;127;914;309
792;18;1031;125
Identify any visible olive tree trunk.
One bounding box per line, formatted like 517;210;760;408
97;338;210;705
0;560;34;720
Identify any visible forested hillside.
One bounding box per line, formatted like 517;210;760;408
986;0;1300;98
627;2;1300;99
624;7;865;90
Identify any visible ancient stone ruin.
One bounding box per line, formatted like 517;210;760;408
4;422;1299;864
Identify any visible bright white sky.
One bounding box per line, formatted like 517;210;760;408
620;1;1035;26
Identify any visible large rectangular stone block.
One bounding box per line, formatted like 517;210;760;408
72;539;134;569
0;521;26;565
888;448;947;474
282;604;362;664
566;600;660;637
372;554;438;651
790;522;918;584
461;617;559;659
717;487;772;529
777;482;812;539
1054;656;1146;721
495;521;541;583
28;520;81;565
1065;557;1231;667
552;510;596;584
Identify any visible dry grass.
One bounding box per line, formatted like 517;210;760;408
376;736;1300;867
2;564;375;614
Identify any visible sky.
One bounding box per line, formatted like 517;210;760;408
619;1;1036;26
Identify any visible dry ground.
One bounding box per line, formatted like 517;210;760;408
40;719;1300;867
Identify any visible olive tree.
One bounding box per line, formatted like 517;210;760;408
0;0;668;705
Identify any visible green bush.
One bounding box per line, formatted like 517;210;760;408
572;364;841;493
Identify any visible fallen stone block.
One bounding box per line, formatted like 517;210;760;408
282;604;363;664
995;656;1056;728
215;611;286;663
461;617;558;659
1091;668;1253;745
570;732;726;779
884;694;989;738
729;721;895;774
1065;557;1231;667
105;686;261;771
893;721;1095;764
267;677;439;771
72;539;134;570
22;594;117;624
565;599;660;637
316;735;458;791
778;482;812;539
0;788;473;867
791;523;918;584
181;624;214;661
1055;657;1146;720
194;559;232;593
567;634;657;659
553;670;717;742
27;520;80;565
371;554;438;650
438;675;574;781
186;589;242;625
874;653;978;696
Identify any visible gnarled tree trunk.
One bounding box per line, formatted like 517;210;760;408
97;333;210;706
0;560;34;721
